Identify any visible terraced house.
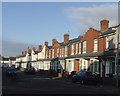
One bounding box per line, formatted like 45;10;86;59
15;19;120;77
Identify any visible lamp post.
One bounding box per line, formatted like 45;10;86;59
116;24;120;88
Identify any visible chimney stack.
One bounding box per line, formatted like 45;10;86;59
100;19;109;32
64;33;69;44
44;41;48;46
32;47;36;51
24;51;27;55
28;49;31;54
22;51;24;55
38;45;42;51
52;38;56;46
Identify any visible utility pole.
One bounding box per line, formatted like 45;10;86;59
116;1;120;88
116;28;119;88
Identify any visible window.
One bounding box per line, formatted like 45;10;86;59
80;60;82;70
76;43;78;54
93;39;98;52
52;49;54;58
83;61;86;70
79;43;81;54
83;41;86;53
71;44;74;55
65;46;67;57
57;48;59;57
62;48;64;57
49;50;51;58
94;61;98;72
106;37;109;49
60;48;62;57
46;50;49;58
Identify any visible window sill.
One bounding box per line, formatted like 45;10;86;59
93;51;98;53
71;53;74;55
83;52;86;54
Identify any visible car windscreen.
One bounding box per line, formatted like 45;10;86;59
86;72;93;77
77;71;86;77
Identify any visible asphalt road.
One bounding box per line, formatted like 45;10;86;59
2;67;120;95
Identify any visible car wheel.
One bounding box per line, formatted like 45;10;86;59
81;80;85;84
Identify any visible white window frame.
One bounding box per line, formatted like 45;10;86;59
79;42;81;54
106;37;109;49
83;41;86;53
57;48;59;57
62;48;64;57
93;39;98;52
60;48;62;57
49;50;51;58
76;43;78;54
52;49;54;58
46;50;49;58
65;46;67;57
71;44;74;55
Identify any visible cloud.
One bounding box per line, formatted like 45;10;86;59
1;39;37;57
64;3;118;35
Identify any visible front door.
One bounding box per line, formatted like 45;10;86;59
74;59;79;72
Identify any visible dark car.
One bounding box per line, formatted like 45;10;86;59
24;67;36;74
24;61;36;75
6;67;17;77
72;70;100;85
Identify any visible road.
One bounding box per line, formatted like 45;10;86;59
2;67;120;95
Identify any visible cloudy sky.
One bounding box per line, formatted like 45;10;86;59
1;2;118;57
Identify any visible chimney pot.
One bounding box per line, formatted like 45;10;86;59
52;38;56;46
44;41;48;46
38;45;42;51
100;19;109;32
33;47;36;51
28;49;31;54
64;33;69;44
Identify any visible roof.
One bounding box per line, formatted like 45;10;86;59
69;37;81;43
98;24;120;38
109;24;120;29
33;50;38;54
2;57;9;61
59;36;82;47
9;57;16;60
99;29;116;37
66;52;103;59
47;46;52;49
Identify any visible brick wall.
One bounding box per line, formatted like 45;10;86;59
98;37;106;52
82;28;99;53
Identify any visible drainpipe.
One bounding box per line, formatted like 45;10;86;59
116;26;119;88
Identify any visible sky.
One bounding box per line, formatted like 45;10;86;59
1;2;118;57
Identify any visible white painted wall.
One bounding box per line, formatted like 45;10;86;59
80;58;88;70
44;61;50;70
90;58;99;73
105;61;110;76
38;46;46;59
31;50;38;61
66;59;74;74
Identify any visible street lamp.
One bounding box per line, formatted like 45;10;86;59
116;24;120;87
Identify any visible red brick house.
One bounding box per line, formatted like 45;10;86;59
16;19;120;77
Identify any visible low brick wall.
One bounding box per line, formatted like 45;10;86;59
102;77;120;87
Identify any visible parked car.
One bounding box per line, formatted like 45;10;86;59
62;70;69;77
72;70;100;85
71;71;77;76
6;67;17;77
24;67;36;75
